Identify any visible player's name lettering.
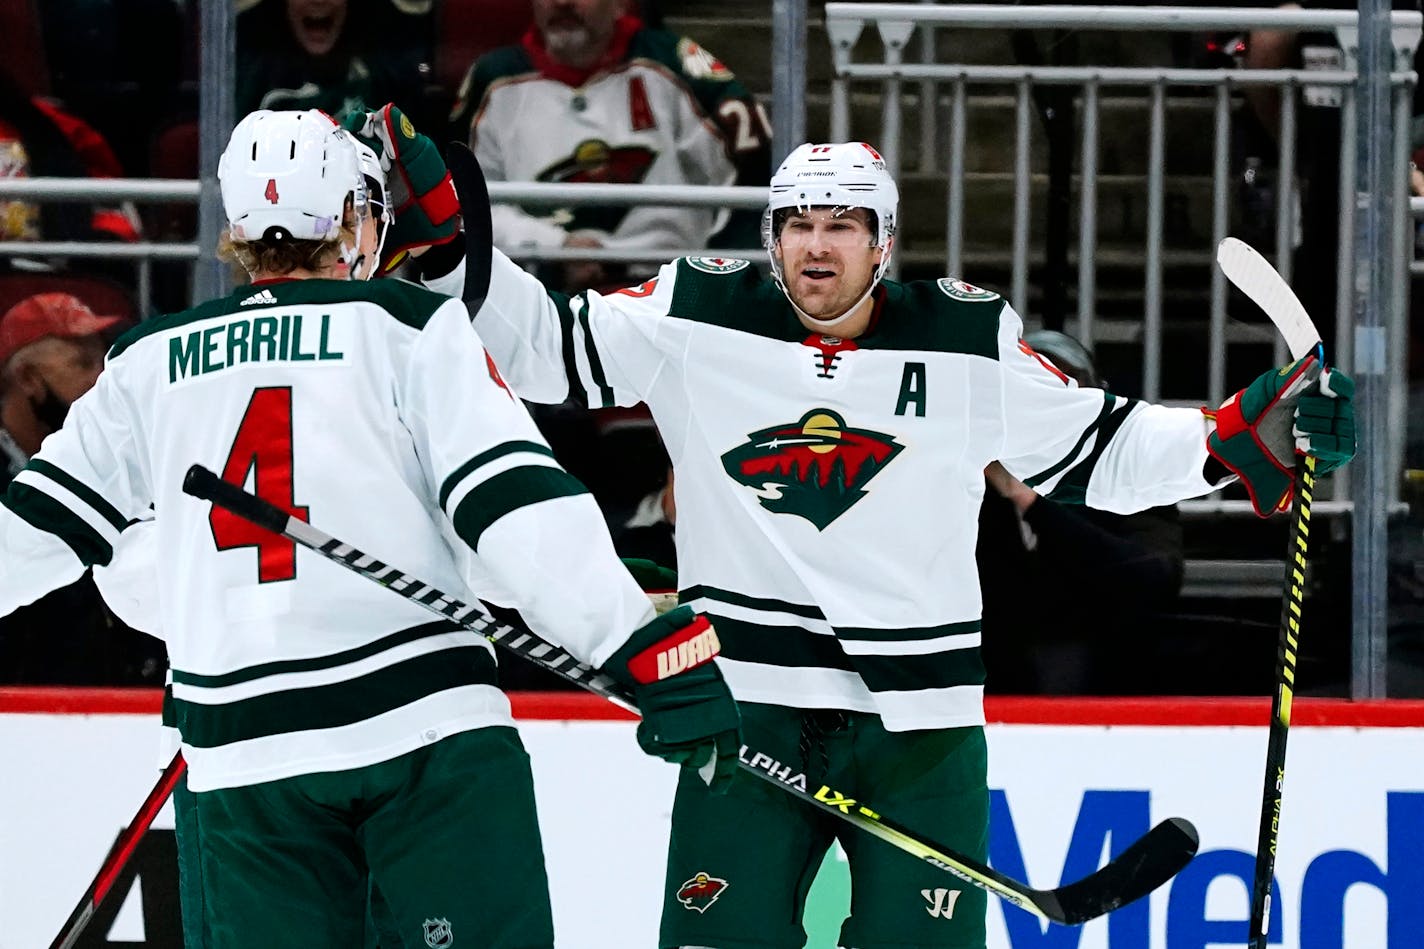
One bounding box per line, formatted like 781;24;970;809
169;313;344;383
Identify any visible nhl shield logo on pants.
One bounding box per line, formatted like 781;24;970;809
423;917;453;947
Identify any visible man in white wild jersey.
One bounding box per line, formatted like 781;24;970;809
431;137;1354;949
447;0;772;291
0;108;741;948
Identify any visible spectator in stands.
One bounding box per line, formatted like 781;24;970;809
0;73;141;274
0;291;159;685
449;0;772;292
977;330;1185;694
237;0;437;131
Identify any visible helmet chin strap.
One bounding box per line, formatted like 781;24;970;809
772;243;891;333
792;282;877;330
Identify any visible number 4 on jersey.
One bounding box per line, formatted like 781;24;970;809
209;387;309;581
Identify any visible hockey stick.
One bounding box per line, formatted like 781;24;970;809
182;464;1197;925
49;752;186;949
1215;237;1324;948
445;142;492;313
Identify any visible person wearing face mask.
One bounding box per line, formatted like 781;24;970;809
454;138;1358;949
0;292;161;686
0;292;120;470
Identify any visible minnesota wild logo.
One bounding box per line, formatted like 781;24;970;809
721;409;904;529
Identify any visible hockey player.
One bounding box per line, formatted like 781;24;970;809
450;139;1358;948
0;108;740;948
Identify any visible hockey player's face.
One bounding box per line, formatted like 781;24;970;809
776;209;882;322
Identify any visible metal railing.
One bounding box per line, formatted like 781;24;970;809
0;178;770;315
823;2;1420;518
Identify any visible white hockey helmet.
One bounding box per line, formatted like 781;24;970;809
218;110;367;245
762;142;899;322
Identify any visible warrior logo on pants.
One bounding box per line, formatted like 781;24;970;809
677;872;729;913
423;917;453;947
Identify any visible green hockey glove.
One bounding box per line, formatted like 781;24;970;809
622;557;678;615
604;605;741;792
341;103;460;272
1205;355;1356;516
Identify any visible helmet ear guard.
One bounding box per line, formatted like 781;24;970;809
763;142;899;326
349;138;392;280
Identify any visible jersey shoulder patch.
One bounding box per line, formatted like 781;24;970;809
684;256;751;275
675;37;736;81
936;277;1001;303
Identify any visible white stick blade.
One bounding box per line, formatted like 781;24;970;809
1216;237;1323;361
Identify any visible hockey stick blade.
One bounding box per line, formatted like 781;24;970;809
1042;817;1199;924
49;753;186;949
183;463;1200;925
445;141;493;314
1216;237;1322;361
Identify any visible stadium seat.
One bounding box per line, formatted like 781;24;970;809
145;118;200;240
0;0;50;97
0;272;139;324
434;0;533;95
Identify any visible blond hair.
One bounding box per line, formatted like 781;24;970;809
217;197;360;278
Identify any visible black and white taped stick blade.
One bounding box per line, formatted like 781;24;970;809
1216;237;1322;360
446;141;493;314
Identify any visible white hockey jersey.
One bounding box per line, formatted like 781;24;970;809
0;277;652;791
475;252;1221;731
450;16;771;256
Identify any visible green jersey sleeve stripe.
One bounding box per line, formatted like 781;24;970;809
681;584;828;620
175;645;497;748
25;459;128;531
438;441;555;511
1023;393;1112;489
450;465;589;551
1044;397;1141;505
573;297;615;409
854;646;986;692
173;620;462;688
837;619;981;643
1;483;114;566
554;294;590;408
708;614;855;671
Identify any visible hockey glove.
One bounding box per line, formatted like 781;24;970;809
1204;354;1356;516
603;605;741;792
341;104;460;272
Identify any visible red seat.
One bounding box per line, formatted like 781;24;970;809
0;0;49;97
145;118;199;239
434;0;533;95
0;272;138;324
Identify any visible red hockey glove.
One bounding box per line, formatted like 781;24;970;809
1204;354;1356;515
604;605;741;792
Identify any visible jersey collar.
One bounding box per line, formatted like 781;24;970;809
522;14;642;88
